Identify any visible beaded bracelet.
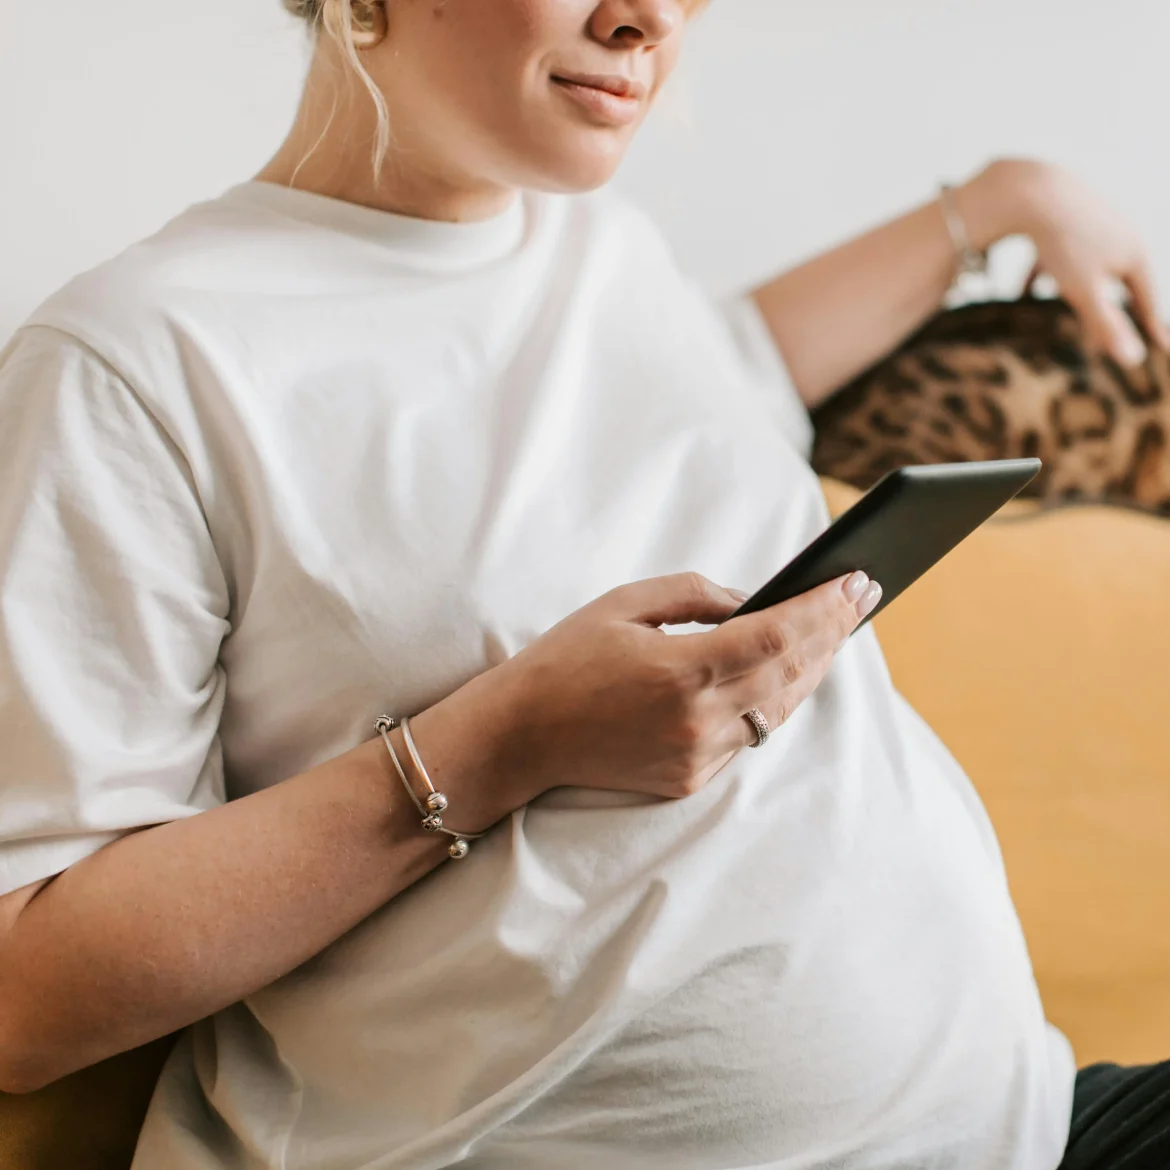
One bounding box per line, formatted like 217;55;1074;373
374;716;484;860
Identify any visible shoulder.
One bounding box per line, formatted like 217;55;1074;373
4;194;293;470
21;192;301;390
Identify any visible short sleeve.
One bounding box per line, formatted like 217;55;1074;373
0;326;230;895
720;293;815;461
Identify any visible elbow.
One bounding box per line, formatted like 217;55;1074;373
0;1052;60;1097
0;1014;61;1096
0;1057;50;1097
0;1054;44;1098
0;1066;55;1096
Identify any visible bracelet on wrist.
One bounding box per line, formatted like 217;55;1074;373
938;181;991;280
374;715;485;860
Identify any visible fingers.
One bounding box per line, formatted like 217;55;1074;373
689;572;880;684
1064;276;1148;370
723;668;820;749
709;574;882;751
717;597;855;732
1022;261;1160;361
1125;261;1170;353
597;572;747;629
1103;299;1149;369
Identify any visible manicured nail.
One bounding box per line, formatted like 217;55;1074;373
844;571;870;602
727;588;750;602
858;581;883;618
1119;332;1148;368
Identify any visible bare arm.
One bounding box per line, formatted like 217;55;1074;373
750;160;1018;411
752;157;1167;411
0;690;531;1094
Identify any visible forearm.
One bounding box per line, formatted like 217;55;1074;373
0;687;529;1092
751;160;1035;409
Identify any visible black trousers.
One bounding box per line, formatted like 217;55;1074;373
1059;1063;1170;1169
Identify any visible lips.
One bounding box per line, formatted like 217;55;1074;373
550;71;648;128
550;71;648;103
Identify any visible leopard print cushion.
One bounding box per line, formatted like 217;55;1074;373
810;296;1170;515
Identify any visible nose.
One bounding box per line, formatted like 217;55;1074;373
588;0;683;49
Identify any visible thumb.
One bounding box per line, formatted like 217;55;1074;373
601;573;749;629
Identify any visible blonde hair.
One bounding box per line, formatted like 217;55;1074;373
284;0;391;177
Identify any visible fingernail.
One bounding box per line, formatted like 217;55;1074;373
727;588;749;602
858;581;883;618
844;571;870;602
1119;332;1148;368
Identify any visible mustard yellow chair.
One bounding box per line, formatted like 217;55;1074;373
822;480;1170;1067
3;479;1170;1169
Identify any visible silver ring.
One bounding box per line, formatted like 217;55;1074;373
743;708;770;749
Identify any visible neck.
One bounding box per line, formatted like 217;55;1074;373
257;55;518;224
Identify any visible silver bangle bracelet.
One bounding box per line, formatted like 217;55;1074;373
374;716;484;860
938;182;990;279
400;716;442;800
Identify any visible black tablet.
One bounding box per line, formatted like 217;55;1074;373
727;459;1042;628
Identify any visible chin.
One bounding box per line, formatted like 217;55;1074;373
523;156;626;194
508;131;635;195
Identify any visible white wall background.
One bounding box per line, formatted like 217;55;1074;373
2;0;1169;343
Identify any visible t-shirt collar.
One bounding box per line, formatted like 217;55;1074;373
222;180;529;269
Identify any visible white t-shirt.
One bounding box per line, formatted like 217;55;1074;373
0;183;1074;1170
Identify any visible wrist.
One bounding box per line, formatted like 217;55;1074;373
953;158;1054;252
403;669;544;835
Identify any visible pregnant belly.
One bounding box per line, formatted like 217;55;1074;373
239;756;1058;1170
469;942;1011;1169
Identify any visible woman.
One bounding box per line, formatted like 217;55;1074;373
0;1;1167;1167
